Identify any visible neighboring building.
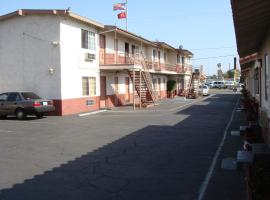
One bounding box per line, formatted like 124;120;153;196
231;0;270;142
0;9;194;115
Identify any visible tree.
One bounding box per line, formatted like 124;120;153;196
224;69;234;79
224;69;241;79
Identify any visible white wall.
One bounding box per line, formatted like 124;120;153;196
105;32;115;54
0;15;61;99
100;72;132;95
60;18;100;99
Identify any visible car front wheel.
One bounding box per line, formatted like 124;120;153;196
0;115;7;119
16;109;25;120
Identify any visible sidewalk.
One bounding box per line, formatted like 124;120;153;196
203;101;247;199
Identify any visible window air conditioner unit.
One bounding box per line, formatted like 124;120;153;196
85;53;96;62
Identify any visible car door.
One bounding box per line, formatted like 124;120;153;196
5;93;22;115
0;93;9;115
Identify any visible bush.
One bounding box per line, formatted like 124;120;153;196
167;80;177;92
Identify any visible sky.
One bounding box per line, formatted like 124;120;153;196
0;0;238;75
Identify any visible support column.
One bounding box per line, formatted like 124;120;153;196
139;69;142;109
133;69;136;111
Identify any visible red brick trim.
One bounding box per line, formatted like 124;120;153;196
51;97;100;116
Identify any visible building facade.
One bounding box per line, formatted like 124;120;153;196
231;0;270;142
0;9;194;115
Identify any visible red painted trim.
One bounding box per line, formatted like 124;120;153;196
50;97;100;116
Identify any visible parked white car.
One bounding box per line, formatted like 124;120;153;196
224;81;235;89
199;85;209;96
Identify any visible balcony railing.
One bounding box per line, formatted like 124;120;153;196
165;63;177;72
101;53;192;74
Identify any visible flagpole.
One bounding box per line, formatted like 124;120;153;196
126;0;128;31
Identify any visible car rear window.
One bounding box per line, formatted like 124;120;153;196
21;92;41;100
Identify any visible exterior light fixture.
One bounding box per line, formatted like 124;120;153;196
48;67;55;75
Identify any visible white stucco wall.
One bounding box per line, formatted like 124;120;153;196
0;15;61;99
105;32;115;54
100;72;132;95
60;18;100;99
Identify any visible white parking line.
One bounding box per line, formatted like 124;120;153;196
197;96;240;200
0;129;13;133
169;94;214;111
26;121;57;125
78;110;108;117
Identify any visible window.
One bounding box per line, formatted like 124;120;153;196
254;67;259;95
7;93;21;102
82;77;96;96
21;92;41;100
153;49;157;60
177;54;181;64
132;45;139;56
0;93;8;101
81;29;96;50
164;52;167;63
265;53;269;100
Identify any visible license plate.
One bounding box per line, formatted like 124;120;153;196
42;102;48;106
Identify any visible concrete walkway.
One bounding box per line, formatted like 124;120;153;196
0;93;245;200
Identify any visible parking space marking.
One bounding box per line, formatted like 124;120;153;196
0;129;13;133
26;121;57;125
169;94;214;111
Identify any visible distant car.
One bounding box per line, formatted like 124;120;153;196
199;85;209;96
224;81;235;89
0;92;55;119
211;81;226;89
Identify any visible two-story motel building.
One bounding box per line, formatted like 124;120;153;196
0;9;193;115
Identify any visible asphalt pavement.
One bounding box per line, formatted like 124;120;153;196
0;92;245;200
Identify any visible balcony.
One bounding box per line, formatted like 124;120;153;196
165;63;177;72
100;53;192;74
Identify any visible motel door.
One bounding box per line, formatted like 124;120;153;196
125;77;130;102
158;78;161;98
100;76;107;108
99;35;106;65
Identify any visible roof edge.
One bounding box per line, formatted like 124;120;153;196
0;9;104;28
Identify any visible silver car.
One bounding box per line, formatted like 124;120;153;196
0;92;55;119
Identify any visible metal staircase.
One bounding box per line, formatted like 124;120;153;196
129;53;158;106
187;69;200;98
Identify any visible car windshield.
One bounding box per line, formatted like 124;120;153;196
203;86;208;89
21;92;41;100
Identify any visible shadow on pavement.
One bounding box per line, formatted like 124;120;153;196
0;94;239;200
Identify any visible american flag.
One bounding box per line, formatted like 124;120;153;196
113;3;126;11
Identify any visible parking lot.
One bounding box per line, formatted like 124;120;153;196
0;93;241;200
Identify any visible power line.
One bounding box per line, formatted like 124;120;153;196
192;54;238;60
191;46;236;51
